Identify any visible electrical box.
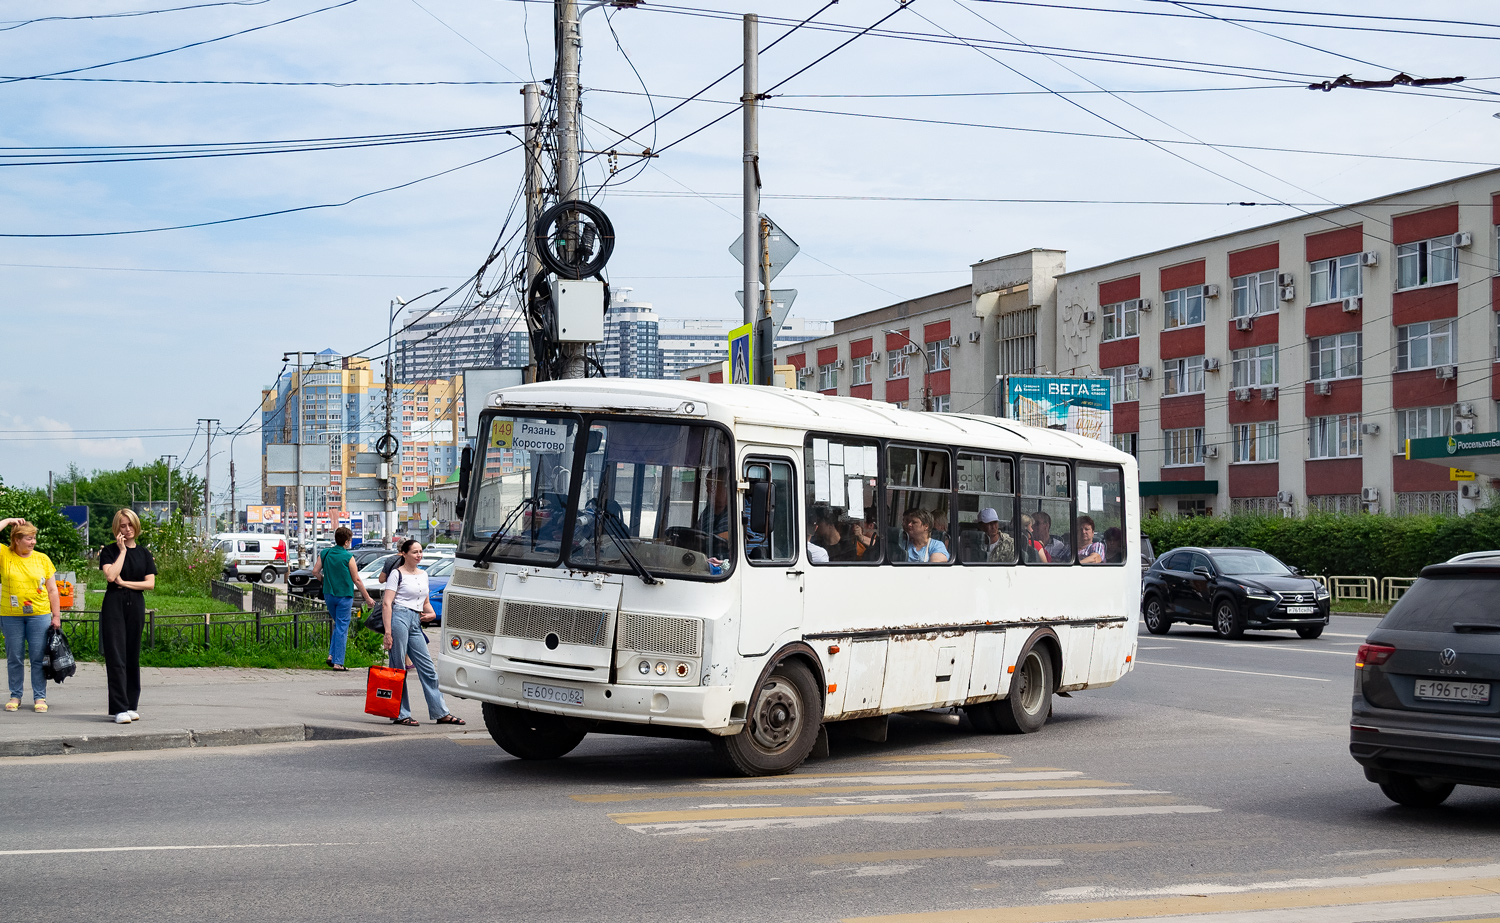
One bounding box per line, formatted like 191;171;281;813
552;279;605;342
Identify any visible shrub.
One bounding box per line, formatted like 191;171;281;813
0;484;87;573
136;515;222;596
1142;508;1500;578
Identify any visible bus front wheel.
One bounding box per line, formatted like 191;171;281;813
482;703;587;760
714;660;821;776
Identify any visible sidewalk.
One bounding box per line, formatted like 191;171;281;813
0;661;483;757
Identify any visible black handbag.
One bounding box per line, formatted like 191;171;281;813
42;626;76;683
363;568;401;632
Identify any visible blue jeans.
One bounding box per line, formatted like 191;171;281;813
388;605;448;721
324;595;354;666
1;613;49;701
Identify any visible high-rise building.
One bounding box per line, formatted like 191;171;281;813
395;301;529;383
601;288;662;379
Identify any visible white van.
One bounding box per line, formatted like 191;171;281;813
212;533;288;584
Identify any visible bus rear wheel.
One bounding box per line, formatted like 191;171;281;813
714;660;821;776
481;703;586;760
993;644;1054;734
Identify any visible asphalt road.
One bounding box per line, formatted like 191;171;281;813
5;614;1500;923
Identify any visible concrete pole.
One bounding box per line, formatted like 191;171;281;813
742;14;759;340
383;325;396;548
199;418;219;534
556;0;588;380
523;82;544;383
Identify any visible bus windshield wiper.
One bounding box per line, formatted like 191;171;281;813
596;505;660;586
473;496;538;569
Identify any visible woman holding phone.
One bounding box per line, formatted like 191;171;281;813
99;509;156;724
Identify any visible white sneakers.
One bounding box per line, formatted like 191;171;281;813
127;710;139;721
114;712;131;724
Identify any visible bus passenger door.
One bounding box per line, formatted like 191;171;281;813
738;456;804;656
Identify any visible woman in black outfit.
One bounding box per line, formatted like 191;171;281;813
98;509;156;724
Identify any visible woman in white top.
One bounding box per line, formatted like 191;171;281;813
381;540;464;727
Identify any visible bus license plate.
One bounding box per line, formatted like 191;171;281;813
1414;680;1490;705
522;682;584;706
1287;606;1316;615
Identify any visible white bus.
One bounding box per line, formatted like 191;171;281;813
436;380;1140;775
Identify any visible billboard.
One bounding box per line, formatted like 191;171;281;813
246;505;282;525
1002;376;1113;443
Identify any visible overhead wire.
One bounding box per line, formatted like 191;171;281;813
0;1;272;32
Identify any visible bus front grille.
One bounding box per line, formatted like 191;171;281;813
445;594;502;635
450;569;497;591
621;613;701;657
500;603;612;647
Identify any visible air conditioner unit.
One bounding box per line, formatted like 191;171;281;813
1234;387;1252;402
1360;423;1380;435
1204;357;1221;372
1260;386;1279;401
1081;310;1098;325
1204;284;1220;298
967;330;982;343
1362;250;1380;267
1276;490;1295;504
798;366;813;378
1279;285;1295;302
1361;487;1380;502
1457;402;1476;418
1138;298;1152;312
1436;365;1458;380
1455;419;1476;434
1456;231;1473;248
1202;445;1219;459
1461;482;1484;499
1341;297;1362;313
1235;316;1254;332
870;351;882;361
833;358;846;369
1277;272;1294;287
1313;380;1332;395
948;336;960;347
1136;365;1153;380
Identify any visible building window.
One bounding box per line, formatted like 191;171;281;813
887;349;908;380
1232;422;1278;463
1231;270;1277;318
1395;405;1454;451
818;363;839;391
1101;299;1140;342
931;394;952;412
1164;427;1204;467
1309;414;1362;459
1309;332;1362;381
998;307;1038;375
1231;344;1278;388
1308;494;1362;515
1105;365;1139;402
1164;286;1205;329
1397;491;1458;515
925;339;951;372
1397;235;1460;289
890;400;908;410
851;354;874;386
1230;496;1280;515
1163;356;1206;396
1176;499;1208;517
1396;320;1455;371
1310;253;1361;304
1112;432;1138;457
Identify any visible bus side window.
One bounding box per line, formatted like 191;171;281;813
955;452;1015;564
804;435;881;564
1020;459;1073;564
1076;463;1125;564
887;444;951;565
745;459;796;564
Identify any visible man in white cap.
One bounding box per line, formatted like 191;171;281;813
978;508;1015;562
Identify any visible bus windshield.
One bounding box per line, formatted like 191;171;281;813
461;413;582;565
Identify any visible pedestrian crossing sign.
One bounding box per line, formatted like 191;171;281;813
729;323;753;385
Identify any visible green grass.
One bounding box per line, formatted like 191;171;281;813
85;589;242;615
1332;598;1391;615
138;630;387;669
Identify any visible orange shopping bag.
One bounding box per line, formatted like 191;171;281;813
365;665;406;720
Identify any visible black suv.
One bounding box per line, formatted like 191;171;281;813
1351;562;1500;807
1141;546;1331;639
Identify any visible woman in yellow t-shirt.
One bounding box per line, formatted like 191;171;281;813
0;518;61;713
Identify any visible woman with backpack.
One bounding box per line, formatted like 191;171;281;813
380;540;463;727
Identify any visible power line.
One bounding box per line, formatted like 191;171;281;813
0;1;271;33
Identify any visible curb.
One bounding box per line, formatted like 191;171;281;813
0;724;391;758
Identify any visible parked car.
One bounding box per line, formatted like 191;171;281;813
286;546;394;598
213;533;287;584
1140;546;1330;639
1351;561;1500;807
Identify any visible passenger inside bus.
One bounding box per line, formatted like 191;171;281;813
852;516;879;561
1032;510;1071;563
900;508;949;563
976;507;1014;562
1102;526;1124;564
1019;513;1048;562
1076;515;1105;564
697;472;732;544
810;507;860;562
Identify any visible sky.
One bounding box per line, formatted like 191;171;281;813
3;0;1499;505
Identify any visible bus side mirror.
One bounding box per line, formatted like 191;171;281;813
746;465;772;536
456;446;473;519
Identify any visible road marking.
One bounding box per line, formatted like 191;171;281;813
610;792;1177;826
1047;862;1500;899
877;752;1006;762
1156;636;1356;657
1133;660;1330;682
628;804;1218;836
807;788;1159;806
572;774;1095;803
989;858;1064;867
701;770;1073;788
1322;632;1370;639
845;872;1500;923
0;842;356;857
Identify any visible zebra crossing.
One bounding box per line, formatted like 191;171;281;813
569;749;1219;837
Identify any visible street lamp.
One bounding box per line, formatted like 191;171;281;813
883;329;932;412
384;288;447;548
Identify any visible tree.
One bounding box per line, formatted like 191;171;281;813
0;481;87;569
54;460;205;534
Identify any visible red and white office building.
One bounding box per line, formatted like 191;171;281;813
1055;168;1500;517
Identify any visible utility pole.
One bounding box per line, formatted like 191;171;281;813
555;0;588;380
47;471;53;503
523;81;544;383
742;14;759;371
161;455;177;516
199;418;219;535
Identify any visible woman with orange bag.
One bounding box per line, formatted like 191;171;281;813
380;540;463;727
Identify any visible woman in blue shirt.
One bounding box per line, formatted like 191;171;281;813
901;509;949;563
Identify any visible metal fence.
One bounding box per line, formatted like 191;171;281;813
211;580;248;611
251;585;279;614
0;606;334;658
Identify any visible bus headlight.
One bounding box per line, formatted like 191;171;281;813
638;660;651;675
464;639;476;653
655;662;667;676
475;641;486;655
